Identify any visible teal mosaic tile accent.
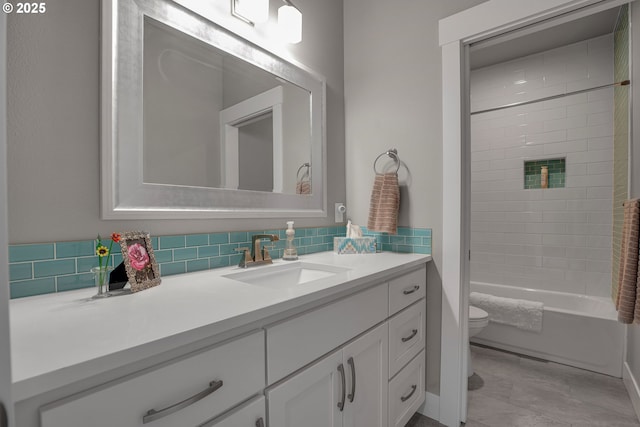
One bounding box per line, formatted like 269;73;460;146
7;226;430;299
524;158;566;189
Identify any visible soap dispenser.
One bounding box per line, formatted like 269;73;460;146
283;221;298;261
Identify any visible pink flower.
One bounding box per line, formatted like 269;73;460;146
128;243;149;271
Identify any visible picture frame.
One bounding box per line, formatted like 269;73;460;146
118;231;161;293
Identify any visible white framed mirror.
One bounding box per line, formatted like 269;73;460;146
101;0;326;219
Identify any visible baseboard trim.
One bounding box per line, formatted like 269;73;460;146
417;392;440;421
623;361;640;422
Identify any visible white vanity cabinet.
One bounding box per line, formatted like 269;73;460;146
39;331;265;427
267;264;427;427
386;265;427;427
267;323;388;427
13;255;430;427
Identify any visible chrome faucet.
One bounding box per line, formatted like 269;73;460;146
235;234;280;268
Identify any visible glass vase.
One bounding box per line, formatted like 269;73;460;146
91;266;113;299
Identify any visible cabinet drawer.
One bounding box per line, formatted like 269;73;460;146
267;283;387;384
200;396;265;427
40;331;265;427
388;350;425;427
389;300;425;378
388;266;426;315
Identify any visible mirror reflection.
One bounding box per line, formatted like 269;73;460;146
142;17;311;194
102;0;325;219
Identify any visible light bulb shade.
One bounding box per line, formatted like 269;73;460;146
236;0;269;24
278;4;302;44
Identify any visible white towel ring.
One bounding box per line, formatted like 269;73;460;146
373;148;400;175
296;162;310;180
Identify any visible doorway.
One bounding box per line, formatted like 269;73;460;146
439;1;634;425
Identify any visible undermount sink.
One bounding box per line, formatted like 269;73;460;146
223;261;350;289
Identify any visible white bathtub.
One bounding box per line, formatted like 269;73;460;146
470;281;625;377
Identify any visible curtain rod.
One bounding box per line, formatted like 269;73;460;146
470;80;630;116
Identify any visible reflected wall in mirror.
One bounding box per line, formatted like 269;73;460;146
102;0;326;219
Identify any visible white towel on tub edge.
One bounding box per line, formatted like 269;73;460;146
470;291;543;332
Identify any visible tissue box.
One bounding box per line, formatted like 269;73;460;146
333;237;377;254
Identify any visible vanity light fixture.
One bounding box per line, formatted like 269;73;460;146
278;0;302;44
232;0;269;25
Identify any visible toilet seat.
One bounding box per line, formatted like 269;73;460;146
469;305;489;328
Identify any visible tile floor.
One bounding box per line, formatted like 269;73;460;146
405;344;640;427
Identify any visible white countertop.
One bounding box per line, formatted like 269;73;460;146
10;251;430;401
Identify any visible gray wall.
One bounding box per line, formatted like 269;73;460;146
343;0;487;396
7;0;345;244
627;0;640;395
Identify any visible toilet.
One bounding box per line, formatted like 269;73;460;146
468;305;489;377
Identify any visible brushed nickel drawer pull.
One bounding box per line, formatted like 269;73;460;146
401;329;418;343
403;285;420;295
400;384;417;402
142;379;223;424
256;417;265;427
337;363;346;411
347;357;356;403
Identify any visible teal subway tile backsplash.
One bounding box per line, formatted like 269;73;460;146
159;235;185;249
174;247;197;262
10;278;56;299
56;241;95;258
9;244;54;263
362;227;432;254
56;273;94;292
34;259;75;278
9;263;32;281
160;262;186;276
197;245;220;258
186;234;209;247
187;259;209;273
209;233;229;244
7;226;430;299
229;232;248;243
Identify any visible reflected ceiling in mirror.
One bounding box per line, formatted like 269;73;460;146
101;0;325;219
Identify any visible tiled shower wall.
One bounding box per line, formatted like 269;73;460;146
470;34;614;297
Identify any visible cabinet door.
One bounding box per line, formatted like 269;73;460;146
267;350;343;427
342;324;388;427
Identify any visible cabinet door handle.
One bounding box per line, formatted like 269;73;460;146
400;384;417;402
403;285;420;295
347;356;356;403
142;379;223;424
337;363;346;411
401;329;418;343
255;417;265;427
